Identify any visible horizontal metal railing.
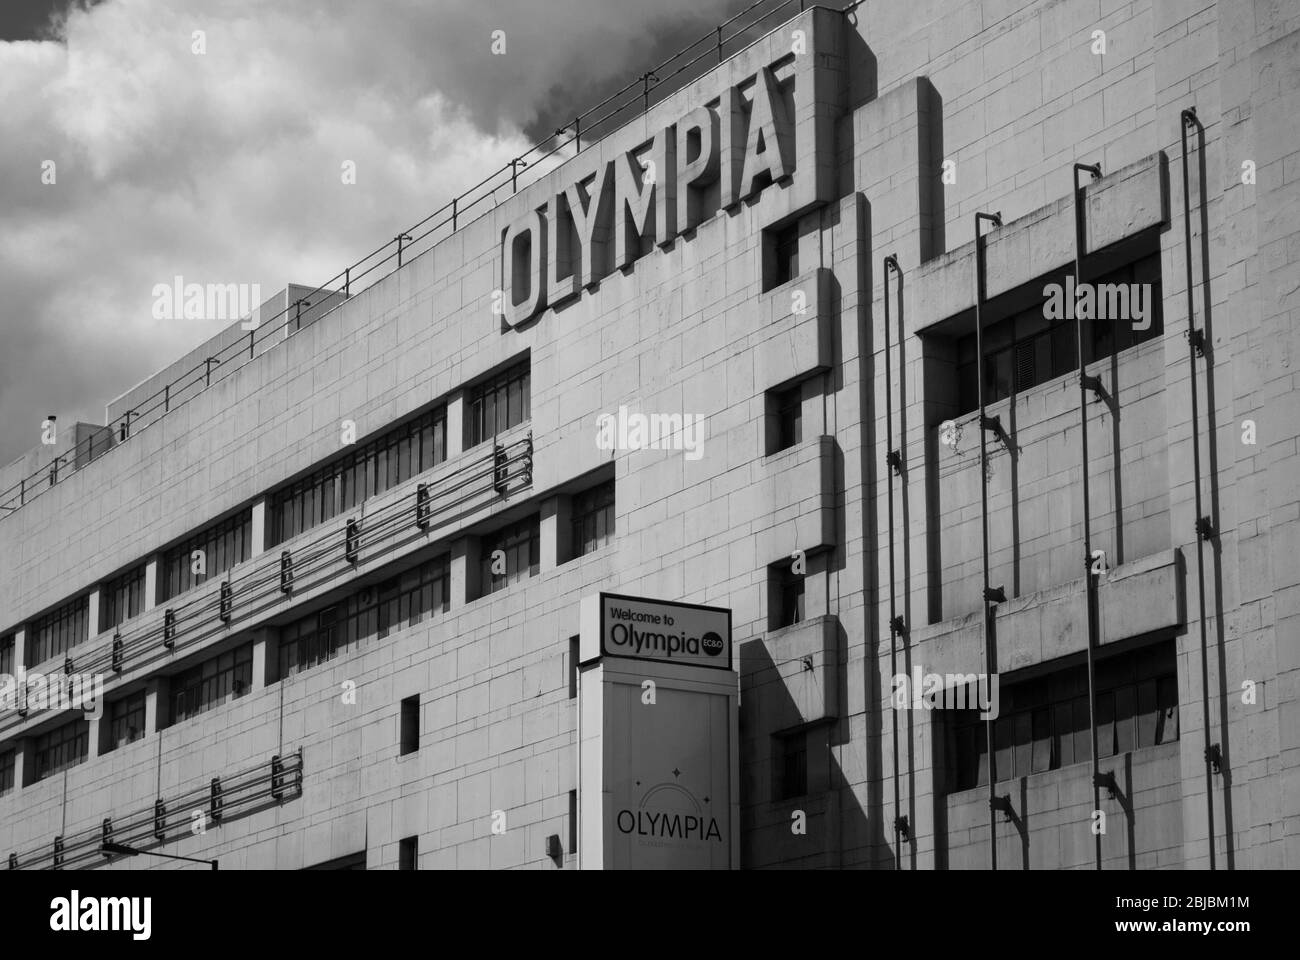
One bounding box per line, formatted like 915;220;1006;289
0;434;532;736
0;0;835;521
7;750;304;871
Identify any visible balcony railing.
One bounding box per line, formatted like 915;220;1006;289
0;434;532;737
6;751;304;871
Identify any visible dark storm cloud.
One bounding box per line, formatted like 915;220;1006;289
0;0;755;472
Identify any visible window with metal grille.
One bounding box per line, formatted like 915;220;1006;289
947;640;1178;791
33;718;90;782
101;564;147;631
0;750;14;796
25;596;89;666
107;691;147;751
464;361;530;450
773;731;807;801
160;510;252;603
278;556;450;678
268;406;446;547
479;516;540;597
954;252;1164;414
170;643;253;724
571;480;615;559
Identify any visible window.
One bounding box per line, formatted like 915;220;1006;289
954;252;1164;414
766;224;799;290
33;718;90;782
399;836;418;871
479;516;540;597
278;556;450;678
268;406;446;547
0;750;14;796
464;361;530;449
946;640;1178;790
0;634;13;676
170;643;254;724
569;636;580;699
101;564;147;631
771;563;805;629
160;511;252;602
568;789;578;856
774;731;807;801
26;596;89;666
400;695;420;755
107;691;147;751
772;385;803;454
571;480;615;559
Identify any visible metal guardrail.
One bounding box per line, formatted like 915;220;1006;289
0;0;841;521
0;434;533;736
7;750;304;871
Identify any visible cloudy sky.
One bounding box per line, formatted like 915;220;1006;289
0;0;756;469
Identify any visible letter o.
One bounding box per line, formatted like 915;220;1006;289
501;209;547;328
610;623;628;646
617;810;635;833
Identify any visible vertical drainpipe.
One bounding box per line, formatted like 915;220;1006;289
884;254;904;869
1180;106;1217;871
974;211;1002;869
1073;161;1104;871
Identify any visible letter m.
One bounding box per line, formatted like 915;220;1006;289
100;898;130;930
1095;283;1128;320
207;283;240;320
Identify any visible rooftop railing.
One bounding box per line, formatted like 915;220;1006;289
0;0;853;521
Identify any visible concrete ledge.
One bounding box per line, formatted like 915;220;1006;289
755;434;837;561
740;614;839;731
912;152;1169;334
756;267;833;392
911;548;1186;676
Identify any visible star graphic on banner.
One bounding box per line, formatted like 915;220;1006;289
672;768;681;778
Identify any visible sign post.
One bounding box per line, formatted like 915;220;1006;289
577;592;739;869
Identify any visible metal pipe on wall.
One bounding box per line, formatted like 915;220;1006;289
883;253;905;869
974;210;1002;869
1071;161;1104;871
1180;105;1218;871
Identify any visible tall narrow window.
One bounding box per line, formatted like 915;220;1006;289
160;510;252;602
400;695;420;755
568;789;578;857
773;731;807;801
569;636;580;699
170;643;254;723
768;384;803;456
399;836;418;871
464;361;531;449
766;223;799;290
33;718;90;782
101;564;147;631
0;634;13;676
571;480;615;559
108;690;148;751
479;516;540;597
26;596;89;666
